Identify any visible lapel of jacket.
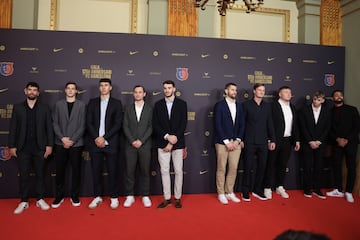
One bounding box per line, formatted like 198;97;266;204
62;100;70;121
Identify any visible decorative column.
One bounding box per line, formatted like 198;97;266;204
320;0;341;46
168;0;198;36
0;0;12;28
296;0;321;44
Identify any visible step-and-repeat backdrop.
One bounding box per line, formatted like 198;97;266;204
0;29;344;198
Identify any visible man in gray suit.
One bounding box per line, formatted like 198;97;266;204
51;82;86;208
123;85;153;207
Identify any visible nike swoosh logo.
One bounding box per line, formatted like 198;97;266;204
267;57;275;62
129;51;139;55
78;90;87;94
327;61;335;65
152;91;161;96
184;132;192;136
53;48;63;53
201;54;210;58
200;170;208;175
0;88;9;93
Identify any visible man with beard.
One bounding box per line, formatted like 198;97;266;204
213;82;245;204
153;80;187;209
326;90;360;203
9;82;54;214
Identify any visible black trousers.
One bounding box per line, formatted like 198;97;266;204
302;144;325;191
264;137;292;189
242;143;268;194
54;145;83;198
17;150;46;202
89;149;118;198
124;145;151;196
332;142;358;193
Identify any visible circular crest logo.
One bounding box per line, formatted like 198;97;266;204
0;147;11;161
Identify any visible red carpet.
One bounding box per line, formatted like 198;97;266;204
1;190;359;240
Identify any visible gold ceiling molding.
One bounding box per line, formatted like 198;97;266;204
50;0;137;32
220;5;291;42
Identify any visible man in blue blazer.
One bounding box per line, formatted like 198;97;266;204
86;78;123;209
51;82;86;208
153;80;187;209
214;83;245;204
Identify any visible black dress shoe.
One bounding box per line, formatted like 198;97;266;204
174;199;182;209
304;190;312;198
313;190;326;199
157;199;172;209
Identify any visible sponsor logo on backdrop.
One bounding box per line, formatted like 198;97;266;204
199;170;208;175
121;91;133;95
53;48;63;53
247;71;272;84
184;132;192;136
223;54;229;60
0;88;9;93
240;56;256;60
201;149;209;157
176;68;189;81
285;76;292;82
0;62;14;76
44;89;63;93
204;131;210;137
171;52;188;57
287;57;292;63
126;69;135;76
0;104;13;119
194;93;210;97
243;92;250;99
153;51;159;57
202;72;210;79
98;50;116;54
82;65;112;79
0;147;11;161
78;48;84;54
54;69;68;73
264;94;275;99
267;57;276;62
151;171;157;176
129;51;139;56
82;151;90;161
208;111;213;118
324;74;335;87
152;91;161;96
302;59;317;64
188;112;195;121
175;91;181;97
201;53;210;59
0;45;5;51
78;90;87;94
30;67;39;74
303;78;313;81
327;60;335;65
20;47;39;51
224;74;235;78
306;95;311;100
149;71;162;76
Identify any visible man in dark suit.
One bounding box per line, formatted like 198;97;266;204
9;82;54;214
153;80;187;209
326;90;360;203
86;78;123;209
123;85;153;208
241;83;276;201
299;91;330;199
51;82;86;208
213;82;245;204
263;86;300;199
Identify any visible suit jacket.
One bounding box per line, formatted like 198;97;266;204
123;102;153;149
86;96;123;152
298;104;330;145
52;99;86;147
328;104;360;144
272;100;300;144
213;99;245;144
153;97;187;149
242;99;276;145
8;101;54;151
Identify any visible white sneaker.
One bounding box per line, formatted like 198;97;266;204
88;196;103;209
276;186;289;199
226;193;241;203
110;197;119;209
142;196;152;207
14;202;29;214
326;189;344;197
345;192;354;203
36;199;50;210
123;196;135;207
218;194;229;204
264;188;272;199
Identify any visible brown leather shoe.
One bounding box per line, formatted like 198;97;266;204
174;199;182;209
157;199;172;209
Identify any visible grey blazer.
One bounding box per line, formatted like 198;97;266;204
52;99;86;147
123;102;153;149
